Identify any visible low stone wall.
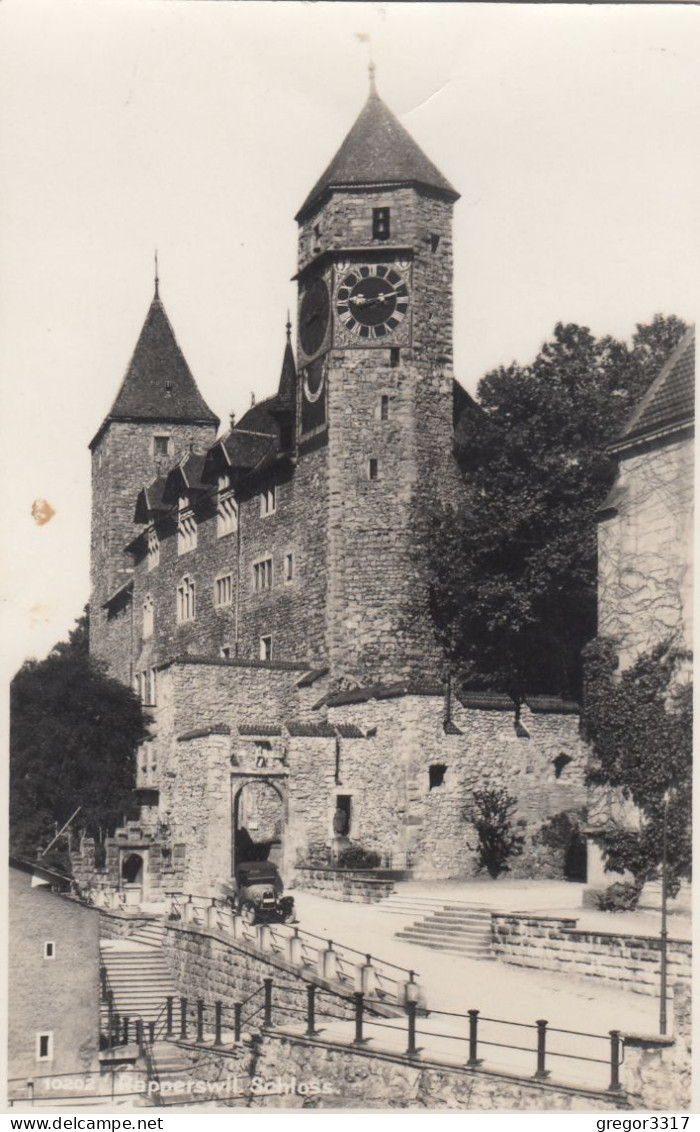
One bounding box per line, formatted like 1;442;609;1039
161;921;358;1026
99;910;155;940
622;985;691;1110
179;1031;628;1111
292;867;395;903
492;914;692;994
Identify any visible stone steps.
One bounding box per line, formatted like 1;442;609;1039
101;942;177;1027
393;905;494;959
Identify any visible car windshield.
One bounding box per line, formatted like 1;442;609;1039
237;862;279;885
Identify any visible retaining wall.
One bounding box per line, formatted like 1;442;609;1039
492;913;692;994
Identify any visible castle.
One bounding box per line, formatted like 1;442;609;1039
82;75;587;902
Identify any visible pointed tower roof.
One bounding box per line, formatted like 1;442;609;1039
296;84;458;221
274;315;297;414
90;290;218;448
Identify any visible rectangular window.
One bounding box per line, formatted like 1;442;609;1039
215;573;233;607
390;347;400;368
36;1033;53;1062
147;668;157;707
44;942;55;960
147;528;160;571
260;485;276;517
153;435;171;458
368;458;379;481
142;595;154;640
284;553;294;582
373;207;391;241
217;492;238;538
259;635;272;661
253;557;273;593
380;395;389;421
177;510;197;555
176;575;196;622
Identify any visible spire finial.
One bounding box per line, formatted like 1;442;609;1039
355;33;375;94
154;249;160;300
286;310;292;340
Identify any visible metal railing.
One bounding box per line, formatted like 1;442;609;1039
164;890;419;1007
163;978;625;1095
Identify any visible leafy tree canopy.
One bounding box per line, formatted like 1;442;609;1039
10;609;149;867
427;315;687;698
582;638;692;895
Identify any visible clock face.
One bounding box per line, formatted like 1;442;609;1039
336;264;410;340
303;358;325;402
299;278;330;359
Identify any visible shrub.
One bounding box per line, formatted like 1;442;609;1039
336;845;381;870
463;789;525;878
594;881;642;912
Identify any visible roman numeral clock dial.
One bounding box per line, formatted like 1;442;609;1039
334;262;412;347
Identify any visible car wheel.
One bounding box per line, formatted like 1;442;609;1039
242;901;256;926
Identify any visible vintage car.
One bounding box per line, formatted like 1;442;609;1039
223;861;295;925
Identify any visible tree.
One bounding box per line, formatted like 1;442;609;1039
582;637;692;897
427;316;687;699
10;609;149;867
463;789;525;877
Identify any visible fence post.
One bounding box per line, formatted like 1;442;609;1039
112;1012;121;1049
122;1016;130;1046
214;1001;223;1046
233;1002;242;1044
321;940;337;982
608;1030;622;1092
467;1009;481;1067
165;996;174;1038
148;1021;155;1045
263;977;273;1028
287;926;302;967
534;1019;549;1079
306;983;319;1037
106;991;114;1051
180;997;188;1040
405;1000;419;1058
353;991;368;1046
26;1080;34;1107
136;1019;144;1055
197;999;205;1043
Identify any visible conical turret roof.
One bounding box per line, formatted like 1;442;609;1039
274;322;297;414
297;87;458;221
91;293;218;447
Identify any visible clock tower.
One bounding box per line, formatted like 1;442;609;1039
295;73;462;684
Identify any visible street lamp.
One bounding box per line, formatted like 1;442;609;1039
659;789;670;1035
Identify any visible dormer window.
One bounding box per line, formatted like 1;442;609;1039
147;528;160;571
177;497;197;554
260;485;276;517
373;207;391;241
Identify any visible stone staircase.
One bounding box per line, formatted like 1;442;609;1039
100;938;177;1029
393;902;494;959
128;920;166;949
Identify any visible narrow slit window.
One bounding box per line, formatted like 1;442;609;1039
373;207;391;241
44;942;55;960
390;347;400;368
380;395;389;421
368;458;379;481
284;553;294;582
259;635;272;661
36;1033;53;1062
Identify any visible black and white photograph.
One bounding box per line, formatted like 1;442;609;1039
2;0;696;1117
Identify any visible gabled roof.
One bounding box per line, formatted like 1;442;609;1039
134;475;170;525
162;451;209;504
613;327;694;452
90;293;218;448
296;87;459;221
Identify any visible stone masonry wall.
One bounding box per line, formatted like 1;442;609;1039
9;872;101;1081
160;921;356;1026
90;419;217;681
598;433;693;670
491;913;692;994
325;694;587;877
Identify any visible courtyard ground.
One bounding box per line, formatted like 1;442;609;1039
291;878;687;1059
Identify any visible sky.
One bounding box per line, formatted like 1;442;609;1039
0;0;698;676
